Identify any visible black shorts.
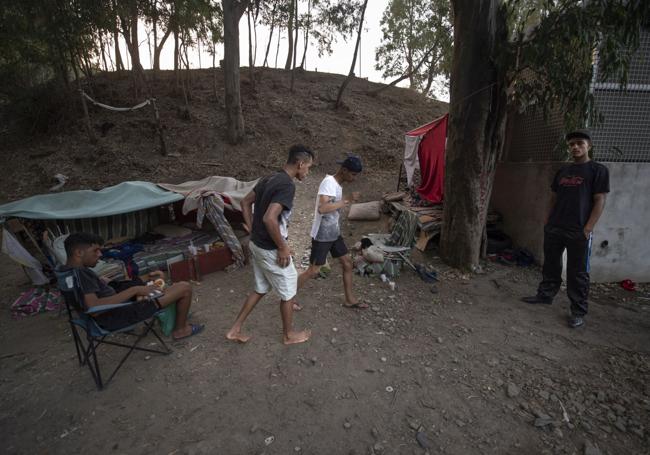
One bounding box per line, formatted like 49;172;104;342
94;299;160;331
310;237;348;266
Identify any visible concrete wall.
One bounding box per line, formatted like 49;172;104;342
490;162;650;283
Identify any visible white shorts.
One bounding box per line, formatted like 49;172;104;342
249;241;297;301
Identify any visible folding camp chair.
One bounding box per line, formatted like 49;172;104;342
55;269;171;390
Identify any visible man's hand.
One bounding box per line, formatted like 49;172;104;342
135;285;161;297
277;246;292;268
148;270;165;280
351;191;360;203
583;226;593;240
242;222;252;234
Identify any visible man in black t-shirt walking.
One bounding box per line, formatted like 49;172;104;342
522;130;609;328
226;145;314;345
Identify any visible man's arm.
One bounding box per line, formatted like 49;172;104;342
545;193;557;224
262;202;291;267
584;193;607;238
241;189;256;234
83;285;157;309
317;194;349;214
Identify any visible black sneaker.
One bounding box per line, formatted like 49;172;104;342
521;295;552;304
568;316;585;328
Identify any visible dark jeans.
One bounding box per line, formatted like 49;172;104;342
537;225;592;317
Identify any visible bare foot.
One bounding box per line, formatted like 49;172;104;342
226;328;251;343
283;329;311;345
293;302;303;311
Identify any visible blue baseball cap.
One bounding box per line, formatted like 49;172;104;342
337;155;363;173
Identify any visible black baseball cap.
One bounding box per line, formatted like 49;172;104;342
337;155;363;173
565;130;591;142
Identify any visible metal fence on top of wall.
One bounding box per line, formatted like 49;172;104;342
505;28;650;163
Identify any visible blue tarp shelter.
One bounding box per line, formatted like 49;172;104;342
0;181;184;220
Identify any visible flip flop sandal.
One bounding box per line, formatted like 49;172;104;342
173;323;205;341
343;302;369;310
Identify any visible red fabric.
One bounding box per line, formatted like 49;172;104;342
416;114;448;203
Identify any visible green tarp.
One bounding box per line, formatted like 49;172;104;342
0;181;184;220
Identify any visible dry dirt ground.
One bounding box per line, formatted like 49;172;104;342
1;172;649;455
1;70;649;455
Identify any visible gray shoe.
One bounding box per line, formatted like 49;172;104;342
568;316;585;328
521;295;552;304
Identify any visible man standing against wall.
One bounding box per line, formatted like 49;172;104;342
521;130;609;328
226;145;314;345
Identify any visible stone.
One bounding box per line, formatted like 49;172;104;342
583;440;602;455
539;390;550;400
371;427;380;439
507;382;520;398
534;417;553;427
487;358;499;367
614;418;626;433
437;337;443;344
343;421;352;429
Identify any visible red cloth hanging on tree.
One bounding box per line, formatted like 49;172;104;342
415;114;447;203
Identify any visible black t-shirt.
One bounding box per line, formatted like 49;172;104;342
547;161;610;231
58;266;116;298
251;170;296;250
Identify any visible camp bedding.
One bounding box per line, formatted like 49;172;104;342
43;207;160;241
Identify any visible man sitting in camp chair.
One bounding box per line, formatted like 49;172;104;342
61;232;203;340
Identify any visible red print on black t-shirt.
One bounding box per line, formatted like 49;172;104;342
558;176;584;187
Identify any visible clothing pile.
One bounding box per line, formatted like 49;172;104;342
11;288;61;319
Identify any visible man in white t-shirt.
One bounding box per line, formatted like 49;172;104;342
297;155;367;309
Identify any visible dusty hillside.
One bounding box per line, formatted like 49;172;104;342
0;68;446;203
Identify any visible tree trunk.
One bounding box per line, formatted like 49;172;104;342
335;0;368;109
121;4;144;75
300;0;311;69
290;0;299;92
263;17;276;67
222;0;249;144
274;28;281;68
439;0;509;271
99;33;108;71
284;0;294;70
247;7;256;91
153;27;172;72
113;29;124;71
174;28;180;86
120;4;145;90
111;0;124;71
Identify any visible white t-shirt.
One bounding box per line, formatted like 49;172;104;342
310;175;343;242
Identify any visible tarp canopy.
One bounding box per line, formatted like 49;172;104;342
0;181;184;220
